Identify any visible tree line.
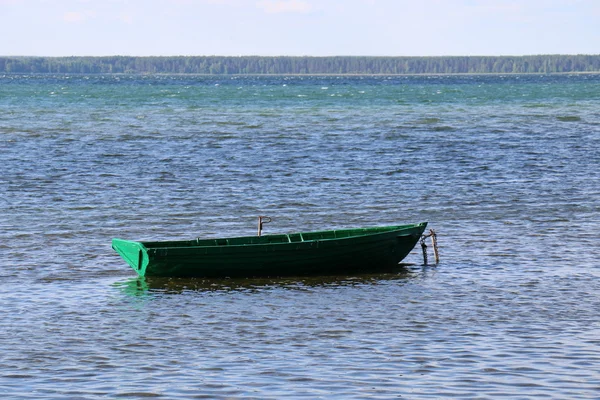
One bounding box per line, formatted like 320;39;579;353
1;55;599;75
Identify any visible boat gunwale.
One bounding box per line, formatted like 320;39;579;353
133;223;428;250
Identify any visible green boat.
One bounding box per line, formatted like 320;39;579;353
112;222;428;278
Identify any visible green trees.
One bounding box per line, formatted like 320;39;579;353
1;55;599;74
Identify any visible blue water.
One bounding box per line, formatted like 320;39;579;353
1;73;599;398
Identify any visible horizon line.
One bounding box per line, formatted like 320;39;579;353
3;53;600;58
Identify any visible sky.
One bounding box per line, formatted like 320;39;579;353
0;0;598;57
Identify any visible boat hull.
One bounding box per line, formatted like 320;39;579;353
112;222;427;278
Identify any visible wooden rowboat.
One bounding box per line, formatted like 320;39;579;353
112;222;427;278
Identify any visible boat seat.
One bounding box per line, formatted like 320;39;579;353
287;233;304;243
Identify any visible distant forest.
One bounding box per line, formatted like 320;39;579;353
1;55;600;75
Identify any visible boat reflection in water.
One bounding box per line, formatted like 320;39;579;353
115;263;429;296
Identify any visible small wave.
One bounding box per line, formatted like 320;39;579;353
556;115;581;122
417;117;441;124
215;121;248;126
523;103;552;108
433;126;455;132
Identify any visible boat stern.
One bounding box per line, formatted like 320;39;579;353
112;238;149;277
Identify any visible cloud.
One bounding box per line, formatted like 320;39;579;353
63;10;96;23
169;0;240;4
116;13;134;24
256;0;312;14
63;8;132;25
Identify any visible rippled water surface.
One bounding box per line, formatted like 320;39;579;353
1;74;600;398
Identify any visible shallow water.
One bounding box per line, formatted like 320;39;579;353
1;74;600;398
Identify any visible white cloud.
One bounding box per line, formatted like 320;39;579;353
256;0;312;14
63;10;96;23
116;12;134;24
168;0;241;4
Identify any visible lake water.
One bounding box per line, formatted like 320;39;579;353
1;73;599;398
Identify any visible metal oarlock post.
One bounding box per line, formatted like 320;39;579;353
257;216;272;236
